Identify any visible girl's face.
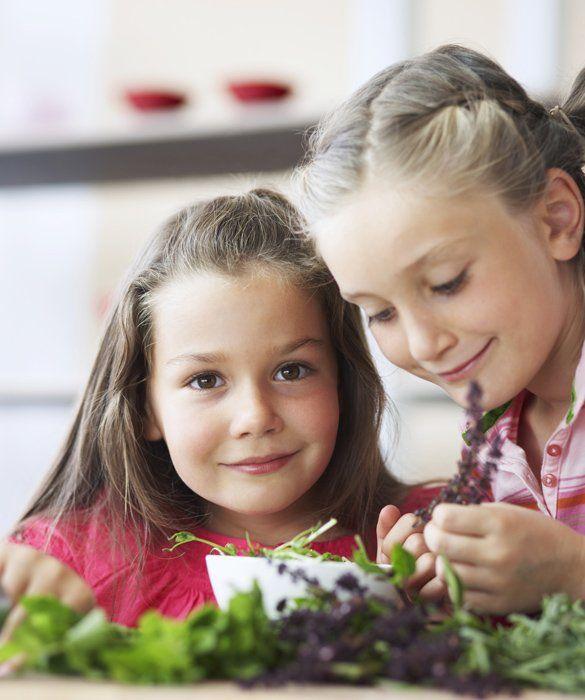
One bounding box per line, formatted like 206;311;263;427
315;184;575;410
145;270;339;522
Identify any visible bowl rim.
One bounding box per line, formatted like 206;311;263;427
204;553;392;571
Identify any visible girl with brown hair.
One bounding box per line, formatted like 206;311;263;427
0;188;430;632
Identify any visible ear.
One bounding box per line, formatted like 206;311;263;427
143;391;163;442
538;168;584;262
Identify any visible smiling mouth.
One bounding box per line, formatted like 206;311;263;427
438;339;494;382
221;451;299;475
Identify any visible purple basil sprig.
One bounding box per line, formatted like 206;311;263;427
414;381;503;525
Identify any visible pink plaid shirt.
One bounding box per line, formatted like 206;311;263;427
472;339;585;533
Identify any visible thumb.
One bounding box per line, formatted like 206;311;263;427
376;505;401;560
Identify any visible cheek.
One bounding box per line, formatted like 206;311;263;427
287;384;340;450
370;325;412;369
159;402;223;468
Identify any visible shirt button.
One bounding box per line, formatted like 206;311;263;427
546;444;562;457
542;473;557;488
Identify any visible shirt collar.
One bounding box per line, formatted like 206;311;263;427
462;399;513;445
566;335;585;426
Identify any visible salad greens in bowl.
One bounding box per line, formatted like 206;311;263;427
166;518;407;616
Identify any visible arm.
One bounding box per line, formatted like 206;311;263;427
0;536;95;644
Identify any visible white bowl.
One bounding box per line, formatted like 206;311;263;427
206;554;400;618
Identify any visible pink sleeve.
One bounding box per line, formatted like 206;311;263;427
9;517;81;577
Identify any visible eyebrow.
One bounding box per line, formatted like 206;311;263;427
165;337;324;367
344;238;468;301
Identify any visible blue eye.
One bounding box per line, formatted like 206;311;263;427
189;373;225;391
431;270;468;295
274;363;312;381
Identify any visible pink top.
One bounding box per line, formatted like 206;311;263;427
11;487;438;627
470;338;585;533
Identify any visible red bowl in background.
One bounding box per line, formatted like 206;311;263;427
228;81;291;102
125;89;187;111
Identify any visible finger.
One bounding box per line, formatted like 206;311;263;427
435;557;494;592
0;540;7;574
60;585;95;614
0;562;29;604
424;522;484;564
402;533;428;559
462;590;506;615
432;504;492;536
376;505;401;561
418;576;448;603
380;513;424;561
405;552;436;591
0;605;26;646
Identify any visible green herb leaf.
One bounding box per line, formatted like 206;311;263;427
440;555;463;610
389;544;415;588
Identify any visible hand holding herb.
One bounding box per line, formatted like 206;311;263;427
376;381;499;605
427;500;585;615
376;507;445;602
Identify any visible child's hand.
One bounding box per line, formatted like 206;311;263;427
0;541;95;645
425;502;585;614
376;505;446;601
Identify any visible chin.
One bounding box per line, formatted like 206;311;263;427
443;380;510;413
226;496;298;517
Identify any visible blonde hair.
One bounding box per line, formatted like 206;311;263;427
295;44;585;290
19;189;403;561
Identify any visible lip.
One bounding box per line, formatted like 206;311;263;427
438;339;494;383
221;451;298;475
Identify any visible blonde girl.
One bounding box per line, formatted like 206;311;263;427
0;189;428;636
295;44;585;614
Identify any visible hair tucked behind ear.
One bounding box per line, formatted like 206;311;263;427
17;188;403;568
295;43;585;292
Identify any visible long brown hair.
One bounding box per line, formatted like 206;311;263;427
19;189;404;556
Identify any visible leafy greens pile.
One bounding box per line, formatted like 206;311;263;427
168;517;362;562
2;544;585;696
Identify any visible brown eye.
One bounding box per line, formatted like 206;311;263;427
190;373;224;390
275;363;311;382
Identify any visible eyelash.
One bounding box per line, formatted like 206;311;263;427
186;363;314;392
188;372;225;391
274;362;314;382
431;269;468;295
367;269;468;326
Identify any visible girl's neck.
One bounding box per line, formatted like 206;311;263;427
206;497;346;547
525;286;585;414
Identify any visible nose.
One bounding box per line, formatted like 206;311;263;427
402;310;456;364
229;383;284;439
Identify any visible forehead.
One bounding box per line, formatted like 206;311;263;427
149;270;329;359
315;183;507;295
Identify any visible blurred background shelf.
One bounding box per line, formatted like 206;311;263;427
0;119;314;187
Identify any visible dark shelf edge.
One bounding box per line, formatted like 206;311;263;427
0;123;314;187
